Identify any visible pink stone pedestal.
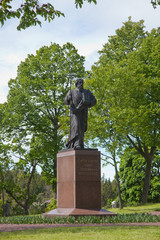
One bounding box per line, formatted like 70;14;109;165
43;149;116;218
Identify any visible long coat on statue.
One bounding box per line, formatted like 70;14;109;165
64;88;96;149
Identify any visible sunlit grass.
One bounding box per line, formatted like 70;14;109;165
0;226;160;240
106;203;160;214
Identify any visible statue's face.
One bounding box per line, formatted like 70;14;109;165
77;80;83;91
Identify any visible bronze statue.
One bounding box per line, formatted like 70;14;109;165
64;78;97;149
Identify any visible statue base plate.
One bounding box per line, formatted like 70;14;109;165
43;208;116;218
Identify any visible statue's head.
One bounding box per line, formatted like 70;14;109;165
75;78;84;91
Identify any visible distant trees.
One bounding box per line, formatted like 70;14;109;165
101;174;117;207
0;0;97;30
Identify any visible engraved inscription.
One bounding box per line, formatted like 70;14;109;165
78;159;99;177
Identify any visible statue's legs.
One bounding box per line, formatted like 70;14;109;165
71;112;84;149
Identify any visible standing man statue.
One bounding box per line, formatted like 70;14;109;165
64;78;97;149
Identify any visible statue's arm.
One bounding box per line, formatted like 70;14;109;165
82;90;97;108
88;91;97;107
64;90;72;105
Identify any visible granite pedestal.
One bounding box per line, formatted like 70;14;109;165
43;149;116;218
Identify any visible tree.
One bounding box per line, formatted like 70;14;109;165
87;18;160;204
119;148;146;205
0;0;97;30
0;140;12;216
0;115;43;215
120;27;160;204
3;42;85;192
119;147;160;204
85;17;145;208
2;161;37;215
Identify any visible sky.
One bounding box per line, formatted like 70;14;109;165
0;0;160;180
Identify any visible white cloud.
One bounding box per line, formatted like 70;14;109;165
76;43;102;57
4;53;25;65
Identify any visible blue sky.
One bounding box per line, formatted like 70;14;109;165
0;0;160;179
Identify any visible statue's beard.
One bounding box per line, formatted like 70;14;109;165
78;86;83;92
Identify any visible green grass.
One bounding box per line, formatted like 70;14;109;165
106;203;160;214
0;226;160;240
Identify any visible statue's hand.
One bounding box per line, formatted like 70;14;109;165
70;105;78;114
82;100;91;107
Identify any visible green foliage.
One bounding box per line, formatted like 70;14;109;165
0;167;52;215
0;0;97;30
86;19;160;203
0;199;3;216
119;148;145;204
119;148;160;204
151;0;160;8
29;202;46;215
44;197;57;212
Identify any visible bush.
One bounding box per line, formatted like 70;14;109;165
11;204;24;216
0;199;3;216
29;202;46;215
44;198;57;212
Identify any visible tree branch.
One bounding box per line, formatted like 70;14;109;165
25;159;37;207
127;134;145;157
4;187;25;210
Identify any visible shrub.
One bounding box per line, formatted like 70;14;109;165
44;198;57;212
29;202;46;215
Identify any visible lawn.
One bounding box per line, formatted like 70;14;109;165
106;203;160;214
0;226;160;240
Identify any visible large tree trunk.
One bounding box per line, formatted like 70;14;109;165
141;155;153;204
127;135;156;205
24;159;37;215
115;168;123;209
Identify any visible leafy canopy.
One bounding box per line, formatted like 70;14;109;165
0;0;97;30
